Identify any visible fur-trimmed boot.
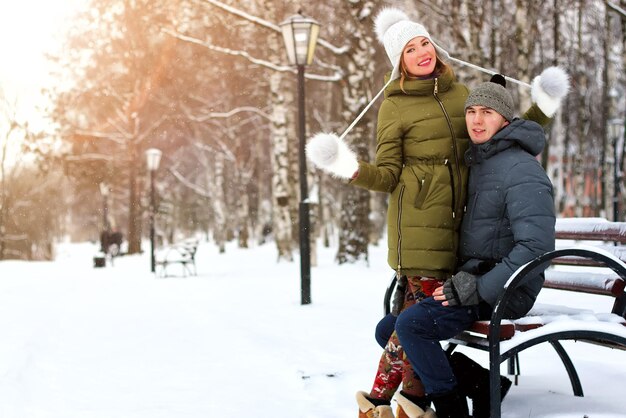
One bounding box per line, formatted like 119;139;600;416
395;391;437;418
430;388;469;418
449;352;512;418
356;391;395;418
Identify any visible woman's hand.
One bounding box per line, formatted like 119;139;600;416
432;285;449;306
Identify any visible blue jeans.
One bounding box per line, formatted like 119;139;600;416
395;297;480;395
375;313;397;348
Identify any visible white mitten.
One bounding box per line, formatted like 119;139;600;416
306;133;359;179
531;66;570;117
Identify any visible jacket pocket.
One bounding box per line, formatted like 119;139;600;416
413;172;432;209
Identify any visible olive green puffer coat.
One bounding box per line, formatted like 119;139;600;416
351;70;468;279
350;71;549;279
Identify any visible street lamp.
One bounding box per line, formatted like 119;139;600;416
609;118;623;222
99;182;110;255
279;12;320;305
145;148;162;273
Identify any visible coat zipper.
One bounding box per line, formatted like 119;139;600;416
434;78;461;219
396;185;405;277
444;159;456;218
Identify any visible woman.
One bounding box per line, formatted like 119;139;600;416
307;7;567;418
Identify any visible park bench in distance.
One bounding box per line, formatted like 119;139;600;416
155;238;199;277
383;217;626;418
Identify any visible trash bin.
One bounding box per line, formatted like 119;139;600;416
93;253;106;268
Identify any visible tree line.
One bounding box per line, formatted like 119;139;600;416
0;0;624;262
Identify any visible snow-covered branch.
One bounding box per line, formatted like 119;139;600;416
185;104;273;122
198;0;349;55
136;114;168;144
73;130;127;144
607;1;626;18
169;166;211;197
105;117;132;142
165;28;291;71
63;153;118;162
164;29;342;82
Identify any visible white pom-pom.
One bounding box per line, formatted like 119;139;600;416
538;66;570;99
307;133;340;168
306;133;359;179
374;8;409;43
531;66;570;117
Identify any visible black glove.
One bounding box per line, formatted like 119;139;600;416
442;271;480;306
391;275;408;316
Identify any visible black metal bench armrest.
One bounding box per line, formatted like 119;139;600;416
487;247;626;417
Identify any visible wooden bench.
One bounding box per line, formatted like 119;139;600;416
383;218;626;418
155;238;199;277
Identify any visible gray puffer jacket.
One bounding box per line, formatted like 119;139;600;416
458;118;556;319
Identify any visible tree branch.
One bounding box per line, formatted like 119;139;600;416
199;0;349;55
164;29;342;81
169;166;211;197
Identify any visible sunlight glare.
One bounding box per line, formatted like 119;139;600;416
0;0;84;118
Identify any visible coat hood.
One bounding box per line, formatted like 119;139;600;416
465;118;546;166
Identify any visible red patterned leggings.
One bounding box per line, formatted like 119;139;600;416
369;277;443;400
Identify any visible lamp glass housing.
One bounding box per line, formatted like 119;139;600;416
280;14;320;66
145;148;162;171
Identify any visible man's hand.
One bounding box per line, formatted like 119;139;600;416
436;272;481;306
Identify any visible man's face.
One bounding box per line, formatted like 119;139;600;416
465;105;510;144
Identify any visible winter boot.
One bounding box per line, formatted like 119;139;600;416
430;388;469;418
395;391;437;418
449;352;512;418
356;391;395;418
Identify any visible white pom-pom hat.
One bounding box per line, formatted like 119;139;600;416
374;8;450;81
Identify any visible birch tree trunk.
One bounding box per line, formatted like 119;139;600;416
212;152;227;253
236;168;251;248
515;0;531;110
268;68;294;261
126;137;142;254
336;0;377;264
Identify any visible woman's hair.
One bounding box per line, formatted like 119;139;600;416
399;54;452;93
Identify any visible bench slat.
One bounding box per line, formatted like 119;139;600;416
544;270;625;297
555;218;626;243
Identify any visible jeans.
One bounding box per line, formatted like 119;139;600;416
375;313;397;348
395;296;480;395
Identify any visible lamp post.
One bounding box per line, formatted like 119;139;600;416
279;12;320;305
99;182;110;254
145;148;162;273
609;118;623;222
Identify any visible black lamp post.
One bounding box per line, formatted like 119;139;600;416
279;12;320;305
99;182;110;255
145;148;162;273
609;118;623;222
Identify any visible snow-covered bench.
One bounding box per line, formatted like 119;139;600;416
383;218;626;418
155;238;199;277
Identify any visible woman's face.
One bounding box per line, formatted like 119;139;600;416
402;36;437;77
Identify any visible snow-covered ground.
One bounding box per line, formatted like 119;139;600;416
0;239;625;418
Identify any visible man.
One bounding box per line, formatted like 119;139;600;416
395;74;557;418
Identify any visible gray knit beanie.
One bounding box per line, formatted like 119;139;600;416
465;74;515;121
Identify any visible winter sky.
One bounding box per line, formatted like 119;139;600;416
0;1;83;121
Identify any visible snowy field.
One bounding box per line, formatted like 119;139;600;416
0;239;625;418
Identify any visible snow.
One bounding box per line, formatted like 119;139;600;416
1;240;625;417
555;217;626;235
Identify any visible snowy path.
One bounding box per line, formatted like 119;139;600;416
0;241;624;417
